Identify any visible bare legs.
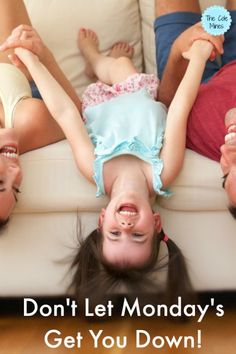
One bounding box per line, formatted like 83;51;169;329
0;0;31;73
0;0;73;151
77;28;136;85
155;0;201;17
226;0;236;10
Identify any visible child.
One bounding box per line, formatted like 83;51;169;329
11;29;215;305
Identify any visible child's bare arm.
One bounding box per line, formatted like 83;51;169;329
160;39;213;188
14;47;95;183
158;23;224;107
0;25;82;113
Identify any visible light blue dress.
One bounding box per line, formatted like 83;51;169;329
84;88;169;197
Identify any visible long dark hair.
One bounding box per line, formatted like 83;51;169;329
70;227;193;313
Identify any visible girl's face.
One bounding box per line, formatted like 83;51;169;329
0;129;22;221
99;192;162;268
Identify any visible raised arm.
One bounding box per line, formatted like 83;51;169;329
157;22;224;107
0;24;82;113
160;39;213;188
14;47;95;183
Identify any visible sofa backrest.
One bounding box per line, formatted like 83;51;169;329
17;0;227;214
24;0;226;89
24;0;143;96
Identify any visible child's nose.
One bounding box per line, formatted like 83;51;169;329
120;220;134;229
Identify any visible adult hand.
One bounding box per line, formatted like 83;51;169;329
182;39;214;62
173;22;224;61
0;24;51;67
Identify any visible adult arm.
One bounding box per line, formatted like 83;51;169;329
0;24;82;113
157;22;224;107
160;39;213;188
14;47;95;183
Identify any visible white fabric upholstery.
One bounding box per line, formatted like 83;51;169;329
1;0;235;297
24;0;143;97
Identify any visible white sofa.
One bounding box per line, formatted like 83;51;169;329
0;0;235;298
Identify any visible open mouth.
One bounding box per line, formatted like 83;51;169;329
227;124;236;133
118;204;138;216
225;132;236;145
0;145;18;159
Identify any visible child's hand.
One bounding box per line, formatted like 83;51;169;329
0;24;48;78
182;39;213;61
0;24;49;63
9;47;39;69
173;22;224;61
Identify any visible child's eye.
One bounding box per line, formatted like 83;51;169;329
132;233;144;237
110;231;120;236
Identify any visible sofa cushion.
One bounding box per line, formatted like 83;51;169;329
158;149;227;211
24;0;143;97
2;0;234;298
17;141;108;213
15;0;228;214
16;143;226;213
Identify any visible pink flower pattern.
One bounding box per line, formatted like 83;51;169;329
82;73;159;122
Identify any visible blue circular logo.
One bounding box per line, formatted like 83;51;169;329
201;6;232;35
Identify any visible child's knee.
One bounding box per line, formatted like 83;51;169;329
111;56;132;71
